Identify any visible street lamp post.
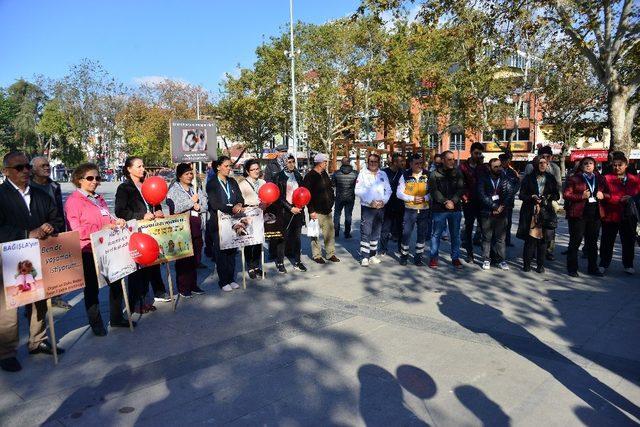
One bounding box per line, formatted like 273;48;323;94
288;0;298;165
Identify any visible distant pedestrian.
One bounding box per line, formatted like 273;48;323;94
238;159;266;280
459;142;489;263
397;154;430;266
499;152;520;247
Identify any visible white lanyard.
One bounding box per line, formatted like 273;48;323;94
490;177;501;193
582;173;596;194
219;178;231;203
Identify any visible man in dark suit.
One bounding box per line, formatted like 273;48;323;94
0;152;65;372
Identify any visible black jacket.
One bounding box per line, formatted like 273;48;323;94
383;167;404;212
302;169;335;215
477;172;516;217
331;164;357;201
30;178;65;227
264;159;283;183
206;175;244;231
115;179;162;221
429;167;465;212
516;172;560;240
0;180;65;243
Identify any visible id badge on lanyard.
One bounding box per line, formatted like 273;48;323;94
491;178;500;201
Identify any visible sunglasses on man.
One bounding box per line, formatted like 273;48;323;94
7;164;32;172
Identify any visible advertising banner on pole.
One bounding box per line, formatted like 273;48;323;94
170;119;218;163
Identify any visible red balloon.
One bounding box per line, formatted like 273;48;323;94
258;182;280;204
141;176;168;205
292;187;311;208
129;232;160;265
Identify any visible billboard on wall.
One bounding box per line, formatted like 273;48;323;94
170;119;218;163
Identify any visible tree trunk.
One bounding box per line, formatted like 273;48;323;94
608;89;638;154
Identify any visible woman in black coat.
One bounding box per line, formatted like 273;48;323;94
273;154;306;273
517;156;560;273
114;157;169;313
206;156;245;292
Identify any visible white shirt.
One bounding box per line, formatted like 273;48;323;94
8;179;31;213
354;169;392;207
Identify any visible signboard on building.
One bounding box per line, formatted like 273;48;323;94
484;141;529;152
569;149;609;162
170;119;218;163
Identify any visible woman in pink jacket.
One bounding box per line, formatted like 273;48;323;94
64;163;132;336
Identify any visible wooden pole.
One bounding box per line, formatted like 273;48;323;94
120;279;134;332
45;299;58;365
241;248;247;289
261;244;265;280
164;262;176;311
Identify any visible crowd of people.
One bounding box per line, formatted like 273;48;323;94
0;142;639;372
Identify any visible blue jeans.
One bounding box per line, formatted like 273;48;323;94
430;211;462;261
333;198;355;236
360;206;385;258
400;209;430;259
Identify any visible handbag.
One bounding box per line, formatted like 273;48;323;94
307;218;320;237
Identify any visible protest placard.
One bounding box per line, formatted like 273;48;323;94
90;220;138;287
170;119;218;163
137;213;193;265
218;206;264;250
2;231;85;309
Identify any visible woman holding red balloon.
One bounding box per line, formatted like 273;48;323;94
115;157;170;313
206;156;245;292
273;154;308;274
64;163;133;335
167;163;208;297
238;159;266;280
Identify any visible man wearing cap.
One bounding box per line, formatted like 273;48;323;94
525;145;562;260
302;153;340;264
264;145;289;183
396;154;430;266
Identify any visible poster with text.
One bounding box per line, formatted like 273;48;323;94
40;231;85;299
2;239;45;309
137;214;193;264
170;119;218;163
218;206;264;250
90;220;138;287
2;231;85;309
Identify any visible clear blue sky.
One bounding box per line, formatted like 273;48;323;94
0;0;361;92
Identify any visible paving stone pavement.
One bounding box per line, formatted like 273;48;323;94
0;182;638;426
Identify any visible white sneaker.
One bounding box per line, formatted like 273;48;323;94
624;267;635;274
499;262;509;270
221;284;233;292
370;256;381;265
482;261;491;270
361;258;370;267
598;266;606;274
230;282;240;289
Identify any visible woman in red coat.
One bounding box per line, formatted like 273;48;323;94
563;157;608;277
599;151;640;274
